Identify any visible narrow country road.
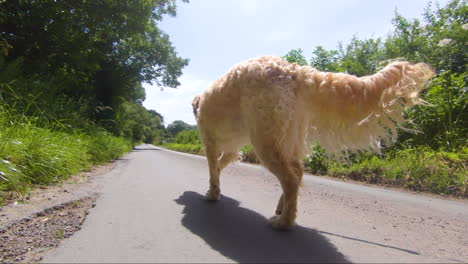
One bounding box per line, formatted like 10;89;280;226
43;144;468;263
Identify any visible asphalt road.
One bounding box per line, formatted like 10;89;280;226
43;144;468;263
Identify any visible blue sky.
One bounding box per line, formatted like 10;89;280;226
143;0;449;126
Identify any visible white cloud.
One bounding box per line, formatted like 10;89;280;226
143;74;211;126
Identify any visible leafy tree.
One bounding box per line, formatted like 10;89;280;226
0;0;189;143
0;0;188;85
339;37;385;76
166;120;196;137
384;13;430;64
309;46;341;72
385;0;467;74
113;102;166;143
0;0;188;117
282;49;308;66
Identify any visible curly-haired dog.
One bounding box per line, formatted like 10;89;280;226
192;56;433;229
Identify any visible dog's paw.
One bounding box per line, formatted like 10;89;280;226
268;215;294;230
205;189;220;201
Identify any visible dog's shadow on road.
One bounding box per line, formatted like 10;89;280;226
175;191;351;263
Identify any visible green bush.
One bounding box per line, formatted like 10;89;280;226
240;144;260;163
173;130;201;145
304;145;328;174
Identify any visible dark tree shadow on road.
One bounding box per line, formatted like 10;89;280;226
175;191;351;263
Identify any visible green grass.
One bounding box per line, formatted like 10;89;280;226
0;104;133;205
319;148;467;197
162;143;203;154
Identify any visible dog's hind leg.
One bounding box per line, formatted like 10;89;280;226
275;167;303;215
205;143;221;201
270;158;303;229
253;143;303;229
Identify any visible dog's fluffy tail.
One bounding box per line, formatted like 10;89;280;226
192;94;201;119
304;61;434;153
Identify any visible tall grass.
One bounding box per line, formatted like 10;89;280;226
0;102;132;204
84;130;133;163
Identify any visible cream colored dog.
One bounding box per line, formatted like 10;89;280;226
192;56;433;229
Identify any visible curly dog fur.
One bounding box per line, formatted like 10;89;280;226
192;56;433;229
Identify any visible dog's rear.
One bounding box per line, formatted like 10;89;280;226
193;56;433;229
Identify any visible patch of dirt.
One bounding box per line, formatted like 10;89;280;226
0;162;115;229
0;159;124;263
0;196;97;263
